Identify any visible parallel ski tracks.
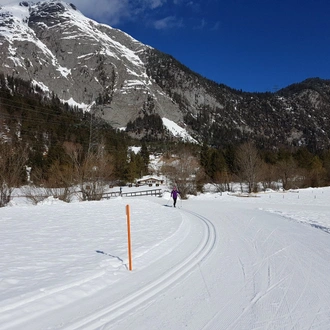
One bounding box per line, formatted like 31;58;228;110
65;208;217;330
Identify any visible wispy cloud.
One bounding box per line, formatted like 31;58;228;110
193;18;221;32
186;1;201;13
153;16;183;30
0;0;187;31
77;0;188;31
76;0;132;26
210;21;220;31
144;0;167;9
76;0;174;26
194;18;206;30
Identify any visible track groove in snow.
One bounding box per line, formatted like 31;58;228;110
63;208;217;329
0;271;106;314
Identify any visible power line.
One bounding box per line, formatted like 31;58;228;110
0;97;87;118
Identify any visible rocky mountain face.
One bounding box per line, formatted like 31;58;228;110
1;1;330;151
0;1;183;127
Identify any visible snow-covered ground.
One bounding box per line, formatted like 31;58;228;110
1;186;330;329
162;117;198;143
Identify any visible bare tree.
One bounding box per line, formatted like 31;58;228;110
0;143;28;207
213;169;233;192
65;143;114;201
46;161;76;202
24;141;114;204
236;142;262;193
276;156;297;189
308;156;327;187
259;161;278;191
161;148;202;198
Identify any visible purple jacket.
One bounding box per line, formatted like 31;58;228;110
171;189;180;199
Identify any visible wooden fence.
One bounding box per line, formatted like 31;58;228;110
102;188;162;199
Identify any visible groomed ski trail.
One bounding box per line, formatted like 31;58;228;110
64;208;217;329
0;203;217;330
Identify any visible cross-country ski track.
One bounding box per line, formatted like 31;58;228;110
63;208;217;329
1;189;330;329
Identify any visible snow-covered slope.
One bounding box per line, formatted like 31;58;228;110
162;117;198;143
1;187;330;329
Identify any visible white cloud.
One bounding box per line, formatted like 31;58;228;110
76;0;170;25
153;15;183;30
0;0;183;31
144;0;167;9
0;0;165;26
75;0;131;26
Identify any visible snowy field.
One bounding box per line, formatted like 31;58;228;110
1;186;330;329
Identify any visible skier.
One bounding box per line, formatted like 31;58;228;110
171;186;180;208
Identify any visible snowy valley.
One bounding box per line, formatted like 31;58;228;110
1;186;330;329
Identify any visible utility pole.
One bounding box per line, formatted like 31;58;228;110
88;109;102;155
87;93;101;154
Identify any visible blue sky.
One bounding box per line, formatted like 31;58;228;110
75;0;330;92
2;0;329;92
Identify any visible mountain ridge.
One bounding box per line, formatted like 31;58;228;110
1;1;330;150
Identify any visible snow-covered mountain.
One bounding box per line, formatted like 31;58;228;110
0;0;183;128
1;1;330;149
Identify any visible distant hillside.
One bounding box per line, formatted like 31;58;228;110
0;74;139;181
1;1;330;151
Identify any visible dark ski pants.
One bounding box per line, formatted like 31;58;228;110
173;197;177;207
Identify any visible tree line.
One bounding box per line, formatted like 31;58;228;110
1;74;330;207
0;75;149;206
199;142;330;193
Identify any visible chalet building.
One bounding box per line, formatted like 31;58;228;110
137;176;165;186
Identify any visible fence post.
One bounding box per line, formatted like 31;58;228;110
126;204;133;271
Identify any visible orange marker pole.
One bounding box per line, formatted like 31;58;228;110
126;204;133;271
